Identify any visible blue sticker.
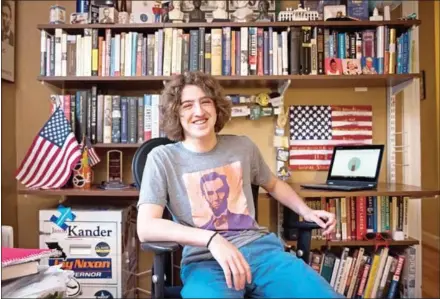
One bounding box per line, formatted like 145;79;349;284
94;290;113;298
49;258;112;279
50;205;76;230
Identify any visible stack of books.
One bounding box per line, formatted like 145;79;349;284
1;247;60;281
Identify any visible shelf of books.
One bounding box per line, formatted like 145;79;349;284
282;191;421;299
282;193;421;298
37;20;421;33
295;243;414;298
38;20;419;91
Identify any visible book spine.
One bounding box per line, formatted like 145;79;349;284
111;95;121;143
103;95;112;144
120;97;128;143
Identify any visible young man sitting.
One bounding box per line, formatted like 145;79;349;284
137;72;343;298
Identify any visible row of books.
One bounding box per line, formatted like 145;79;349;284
50;88;280;145
301;195;409;241
39;25;413;78
50;88;165;145
308;245;415;298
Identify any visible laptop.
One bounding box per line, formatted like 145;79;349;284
300;144;385;191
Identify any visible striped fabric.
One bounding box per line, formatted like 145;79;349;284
289;105;373;170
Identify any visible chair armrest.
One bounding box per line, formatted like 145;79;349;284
141;241;180;254
291;221;322;230
288;221;321;264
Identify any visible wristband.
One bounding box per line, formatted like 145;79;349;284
206;232;218;248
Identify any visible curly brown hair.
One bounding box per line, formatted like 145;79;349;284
160;72;232;141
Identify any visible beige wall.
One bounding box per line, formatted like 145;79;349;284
1;81;18;244
419;0;440;243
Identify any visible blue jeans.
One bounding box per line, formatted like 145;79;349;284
180;233;344;298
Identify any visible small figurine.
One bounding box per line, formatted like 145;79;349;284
152;0;163;23
255;0;272;22
189;0;205;22
169;0;184;23
369;7;384;21
212;1;229;22
231;0;254;22
161;1;171;23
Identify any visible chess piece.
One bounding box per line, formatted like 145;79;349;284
212;1;229;22
232;0;254;22
255;0;272;22
189;0;205;22
169;0;184;23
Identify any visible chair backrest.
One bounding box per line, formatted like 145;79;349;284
132;137;260;221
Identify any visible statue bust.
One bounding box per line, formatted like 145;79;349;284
232;0;254;22
255;0;272;22
189;0;205;22
212;1;229;22
169;0;184;22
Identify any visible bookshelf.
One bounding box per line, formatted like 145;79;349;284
37;20;421;32
19;182;439;198
38;74;419;90
28;3;438;298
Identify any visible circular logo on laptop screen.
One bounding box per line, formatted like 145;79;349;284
348;157;361;172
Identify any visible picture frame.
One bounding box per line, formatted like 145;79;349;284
181;0;227;12
1;0;15;82
420;70;426;100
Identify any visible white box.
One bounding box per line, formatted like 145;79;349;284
39;201;138;298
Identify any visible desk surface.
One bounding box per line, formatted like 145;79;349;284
289;182;440;198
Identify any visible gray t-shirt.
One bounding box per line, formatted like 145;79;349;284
137;135;272;265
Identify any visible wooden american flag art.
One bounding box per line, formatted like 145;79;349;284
289;105;373;170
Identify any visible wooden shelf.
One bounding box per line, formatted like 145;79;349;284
284;237;419;248
290;182;440;198
37;20;421;34
18;182;439;198
18;185;139;197
37;74;420;90
288;74;419;89
93;143;141;148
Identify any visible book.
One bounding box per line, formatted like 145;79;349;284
2;261;40;281
1;247;60;267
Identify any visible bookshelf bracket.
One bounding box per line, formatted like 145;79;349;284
277;79;291;96
391;78;414;95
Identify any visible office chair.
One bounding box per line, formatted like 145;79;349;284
132;137;321;299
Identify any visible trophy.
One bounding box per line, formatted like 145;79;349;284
99;150;128;189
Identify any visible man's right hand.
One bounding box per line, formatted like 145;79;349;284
207;233;252;291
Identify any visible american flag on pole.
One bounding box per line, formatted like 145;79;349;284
80;136;101;167
15;107;82;189
289;105;373;170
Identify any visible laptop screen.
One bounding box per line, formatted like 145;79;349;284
327;145;384;183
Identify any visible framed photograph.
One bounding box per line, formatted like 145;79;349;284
181;0;227;12
325;58;343;75
361;56;378;74
2;0;15;82
342;58;362;75
229;0;276;11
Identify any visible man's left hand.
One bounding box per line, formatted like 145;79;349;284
302;210;336;238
